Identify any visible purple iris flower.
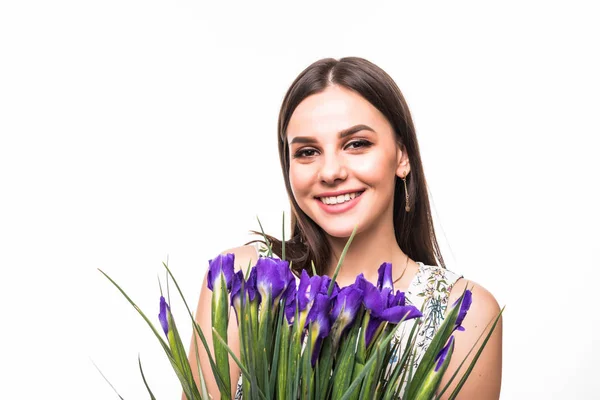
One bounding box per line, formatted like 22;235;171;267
330;285;364;336
158;296;170;337
376;262;394;291
207;253;235;291
288;271;309;321
230;270;244;307
281;274;297;304
284;270;338;324
246;267;259;302
362;280;422;346
435;336;455;372
306;293;331;338
284;269;309;322
320;275;340;298
306;292;332;365
453;290;472;332
256;257;295;302
388;290;405;307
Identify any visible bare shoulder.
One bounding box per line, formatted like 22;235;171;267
219;244;260;273
449;278;502;326
441;278;503;399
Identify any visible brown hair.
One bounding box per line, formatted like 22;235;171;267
255;57;445;276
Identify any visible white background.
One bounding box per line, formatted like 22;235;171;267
1;1;598;399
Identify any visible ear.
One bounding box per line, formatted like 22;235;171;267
395;144;410;178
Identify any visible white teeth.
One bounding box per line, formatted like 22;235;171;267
320;192;362;205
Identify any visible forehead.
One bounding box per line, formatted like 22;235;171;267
287;85;389;140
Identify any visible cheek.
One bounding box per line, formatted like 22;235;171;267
352;154;397;184
289;164;313;199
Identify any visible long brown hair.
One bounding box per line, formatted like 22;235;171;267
256;57;445;276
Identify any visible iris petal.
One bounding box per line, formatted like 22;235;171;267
230;270;244;306
380;305;422;323
377;262;394;291
435;336;455;372
246;267;259;302
158;296;169;336
454;290;472;331
363;282;385;316
256;257;292;300
207;253;235;291
331;286;363;323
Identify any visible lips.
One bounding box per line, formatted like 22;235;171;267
315;190;365;214
318;191;364;205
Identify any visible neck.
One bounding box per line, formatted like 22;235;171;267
324;222;410;289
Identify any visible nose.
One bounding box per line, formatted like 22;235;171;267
318;152;348;185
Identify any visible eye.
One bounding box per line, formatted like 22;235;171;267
345;139;372;150
293;148;319;158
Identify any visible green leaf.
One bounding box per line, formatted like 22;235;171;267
410;337;455;400
99;269;170;354
160;261;226;394
316;336;334;399
269;303;284;398
382;316;421;400
211;273;232;399
138;355;157;400
339;320;402;400
166;308;201;399
192;334;209;400
328;225;358;296
211;327;263;398
405;288;468;398
90;358;125;400
446;306;504;400
256;216;273;257
99;268;203;399
276;310;291;399
330;309;362;400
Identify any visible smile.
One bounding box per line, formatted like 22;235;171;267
318;191;364;205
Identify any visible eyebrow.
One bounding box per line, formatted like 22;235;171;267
289;124;375;145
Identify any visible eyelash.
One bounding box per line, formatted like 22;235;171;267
292;139;373;159
346;139;372;150
293;148;318;158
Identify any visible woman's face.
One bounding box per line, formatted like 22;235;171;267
287;85;409;239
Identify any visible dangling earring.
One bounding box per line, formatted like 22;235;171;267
402;172;410;212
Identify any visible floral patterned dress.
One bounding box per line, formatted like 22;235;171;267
234;245;462;399
389;262;463;378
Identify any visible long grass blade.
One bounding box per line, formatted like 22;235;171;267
405;288;468;398
270;302;285;398
436;307;498;398
90;358;125;400
211;327;260;396
256;216;273;257
192;334;209;400
328;225;358;296
138;355;157;400
447;306;504;400
99;269;170;352
339;321;401;400
159;262;226;392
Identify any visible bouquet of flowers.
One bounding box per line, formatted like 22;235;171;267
100;228;501;400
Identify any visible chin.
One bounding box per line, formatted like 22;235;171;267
318;221;363;240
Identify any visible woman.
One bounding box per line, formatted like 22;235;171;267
188;57;502;399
